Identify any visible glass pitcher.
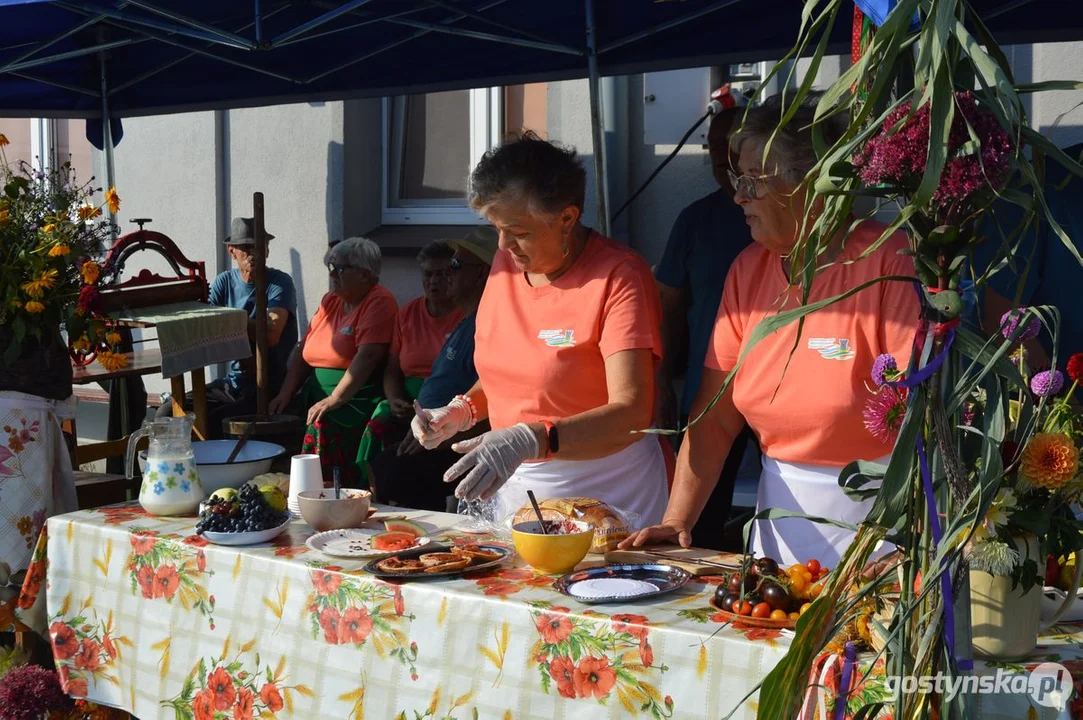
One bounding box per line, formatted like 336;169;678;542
126;412;205;516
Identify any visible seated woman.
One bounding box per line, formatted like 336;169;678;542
411;132;669;526
268;237;398;486
373;228;496;510
622;97;919;566
357;241;463;477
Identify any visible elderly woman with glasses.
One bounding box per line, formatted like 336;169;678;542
356;241;463;481
269;236;398;486
411;132;669;526
621;97;919;565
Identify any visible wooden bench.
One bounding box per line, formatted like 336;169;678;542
73;470;140;509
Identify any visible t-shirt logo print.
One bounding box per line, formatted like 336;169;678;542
538;329;576;348
807;337;855;361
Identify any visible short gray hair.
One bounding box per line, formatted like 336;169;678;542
326;236;382;279
731;93;848;184
468;131;586;217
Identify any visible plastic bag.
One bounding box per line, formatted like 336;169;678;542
454;497;510;538
507;497;640;554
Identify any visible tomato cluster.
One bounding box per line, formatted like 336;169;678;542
714;557;830;621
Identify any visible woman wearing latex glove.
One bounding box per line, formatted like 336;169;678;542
412;132;669;524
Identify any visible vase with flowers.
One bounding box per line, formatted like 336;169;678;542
0;132;124;398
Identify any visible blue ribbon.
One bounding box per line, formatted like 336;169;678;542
834;641;858;720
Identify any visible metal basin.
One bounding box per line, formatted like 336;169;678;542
139;440;285;493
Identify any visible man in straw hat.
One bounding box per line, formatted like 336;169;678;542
372;226;497;510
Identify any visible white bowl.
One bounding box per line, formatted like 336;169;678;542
1041;585;1083;623
139;440;285;494
202;517;291;546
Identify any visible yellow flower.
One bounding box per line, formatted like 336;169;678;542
71;334;91;352
77;204;102;221
24;301;44;314
48;244;70;257
105;331;122;346
105;187;120;215
0;208;10;226
1020;433;1079;490
41;223;56;234
81;260;100;286
96;350;128;372
10;299;22;310
21;268;60;298
0;134;8;147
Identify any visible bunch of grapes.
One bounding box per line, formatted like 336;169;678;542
195;484;289;535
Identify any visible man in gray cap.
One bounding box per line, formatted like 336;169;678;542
158;217;298;435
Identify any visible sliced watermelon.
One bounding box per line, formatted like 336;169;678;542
383;519;426;538
370;531;418;552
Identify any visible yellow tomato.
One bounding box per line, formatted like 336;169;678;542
799;602;812;615
788;612;801;621
770;609;788;621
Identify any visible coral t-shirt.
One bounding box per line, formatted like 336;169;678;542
705;221;918;466
474;232;662;431
390;297;465;378
302;286;398;370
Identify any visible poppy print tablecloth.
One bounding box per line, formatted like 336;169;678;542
11;503;1083;719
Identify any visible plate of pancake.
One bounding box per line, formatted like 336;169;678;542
364;543;511;579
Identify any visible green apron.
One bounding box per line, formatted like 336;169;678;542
299;367;383;488
356;375;425;484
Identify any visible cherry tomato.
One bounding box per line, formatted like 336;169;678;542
818;567;831;580
752;602;772;619
806;558;821;576
735;600;754;616
788;611;800;621
799;602;812;615
769;609;788;621
788;564;804;576
810;581;824;599
789;574;808;594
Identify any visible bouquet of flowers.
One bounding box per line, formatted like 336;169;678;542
0;133;125;372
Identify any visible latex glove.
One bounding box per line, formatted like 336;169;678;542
411;398;474;450
444;423;539;500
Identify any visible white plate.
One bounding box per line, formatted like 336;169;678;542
567;578;659;599
203;518;291;546
306;528;431;558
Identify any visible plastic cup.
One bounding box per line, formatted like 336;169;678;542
288;454;323;516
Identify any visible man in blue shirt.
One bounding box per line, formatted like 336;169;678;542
654;106;759;550
158;217;298;437
372;227;496;511
976;143;1083;368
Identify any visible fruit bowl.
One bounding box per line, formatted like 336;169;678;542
297;489;371;532
511;519;594;575
708;596;798;630
203;517;291;546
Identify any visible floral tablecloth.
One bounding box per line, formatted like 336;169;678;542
10;503;1083;720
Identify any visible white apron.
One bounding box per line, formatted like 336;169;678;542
494;436;668;528
751;454;892;568
0;391;78;573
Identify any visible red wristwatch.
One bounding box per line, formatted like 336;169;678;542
541;420;559;459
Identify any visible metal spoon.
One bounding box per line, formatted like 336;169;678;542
527;490;548;535
225;424;254;464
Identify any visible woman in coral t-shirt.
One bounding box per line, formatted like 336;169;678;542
623;98;919;565
410;133;668;525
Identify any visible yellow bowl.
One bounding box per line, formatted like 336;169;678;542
512;519;594;575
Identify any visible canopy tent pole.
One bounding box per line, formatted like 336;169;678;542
99;53;117;240
585;0;610;237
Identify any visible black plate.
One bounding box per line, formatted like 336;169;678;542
363;543;511;579
555;563;693;604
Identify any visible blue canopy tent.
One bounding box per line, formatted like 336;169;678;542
2;0;1079;231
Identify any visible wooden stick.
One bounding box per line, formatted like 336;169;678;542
252;192;269;416
191;367;208;438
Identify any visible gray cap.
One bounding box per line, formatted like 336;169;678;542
224;217;275;245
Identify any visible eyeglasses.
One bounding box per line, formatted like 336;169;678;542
727;170;778;199
327;262;360;275
450;257;483;272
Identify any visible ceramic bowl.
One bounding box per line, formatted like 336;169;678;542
511;519;594;574
297;489;372;532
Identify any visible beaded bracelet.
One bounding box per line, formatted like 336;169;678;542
453;393;479;428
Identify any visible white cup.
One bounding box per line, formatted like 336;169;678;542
289;454;324;516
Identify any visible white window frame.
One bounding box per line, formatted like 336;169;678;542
381;87;503;225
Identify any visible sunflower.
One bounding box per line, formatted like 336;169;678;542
20;268;58;298
105;187;120;215
1020;433;1079;490
77;204;102;221
24;300;44;314
105;331;122;346
81;260;100;286
47;244;70;257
